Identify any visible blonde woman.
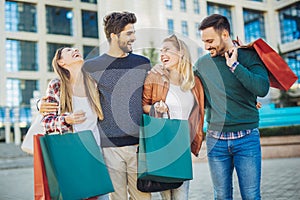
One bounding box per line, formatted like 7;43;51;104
41;47;108;200
142;35;205;200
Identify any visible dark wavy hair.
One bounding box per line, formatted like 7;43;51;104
199;14;231;35
103;11;137;42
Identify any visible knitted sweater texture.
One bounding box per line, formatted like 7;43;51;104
83;53;151;147
195;48;269;132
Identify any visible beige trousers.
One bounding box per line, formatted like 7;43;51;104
102;145;151;200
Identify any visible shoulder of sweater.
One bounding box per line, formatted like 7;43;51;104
84;54;107;64
196;54;211;64
129;53;150;63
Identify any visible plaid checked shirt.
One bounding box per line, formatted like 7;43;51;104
207;129;252;140
42;78;72;134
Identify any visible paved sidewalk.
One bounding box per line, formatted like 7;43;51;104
0;143;33;170
0;157;299;199
0;142;300;199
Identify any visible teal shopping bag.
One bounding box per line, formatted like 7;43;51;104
39;136;63;200
138;114;193;183
42;130;114;200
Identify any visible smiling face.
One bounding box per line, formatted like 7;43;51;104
201;27;228;57
160;41;180;71
116;23;136;53
58;47;84;68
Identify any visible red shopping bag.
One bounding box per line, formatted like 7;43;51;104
34;134;51;200
244;38;298;91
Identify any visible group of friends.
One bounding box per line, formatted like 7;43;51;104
38;11;270;200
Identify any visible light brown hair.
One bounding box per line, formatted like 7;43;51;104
163;35;195;91
52;47;104;120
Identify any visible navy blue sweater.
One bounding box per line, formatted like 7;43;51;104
83;53;151;147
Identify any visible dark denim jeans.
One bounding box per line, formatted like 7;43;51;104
206;128;261;200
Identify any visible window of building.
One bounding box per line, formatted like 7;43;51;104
207;3;233;34
167;19;174;35
165;0;173;10
6;39;38;72
47;43;72;72
279;2;300;44
5;1;37;32
180;0;186;12
81;0;97;3
193;0;200;14
182;21;188;37
243;9;266;43
46;6;73;36
82;10;98;38
195;22;200;38
84;46;99;59
6;79;38;107
282;49;300;84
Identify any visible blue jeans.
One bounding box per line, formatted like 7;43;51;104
160;181;190;200
206;128;261;200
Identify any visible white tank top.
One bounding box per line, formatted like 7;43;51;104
72;96;100;146
165;84;194;120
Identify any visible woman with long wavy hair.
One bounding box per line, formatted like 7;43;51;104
42;47;109;200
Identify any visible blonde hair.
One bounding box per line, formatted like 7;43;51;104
163;35;195;91
52;47;104;121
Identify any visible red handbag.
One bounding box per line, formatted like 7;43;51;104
33;134;51;200
242;38;298;91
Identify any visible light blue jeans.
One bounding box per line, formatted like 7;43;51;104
97;194;110;200
206;128;261;200
160;181;189;200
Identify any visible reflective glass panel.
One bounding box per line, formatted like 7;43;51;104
180;0;186;12
282;49;300;84
46;6;73;35
5;1;37;32
279;2;300;44
81;0;97;3
193;0;200;14
195;22;200;38
6;79;38;107
167;19;174;35
6;39;38;72
243;9;266;43
182;21;188;36
82;10;98;38
165;0;173;10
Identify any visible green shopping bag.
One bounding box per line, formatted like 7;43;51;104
42;130;114;200
39;136;63;200
138;114;193;183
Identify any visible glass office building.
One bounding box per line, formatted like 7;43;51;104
0;0;299;111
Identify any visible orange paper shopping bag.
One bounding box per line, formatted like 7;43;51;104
33;134;51;200
243;38;298;91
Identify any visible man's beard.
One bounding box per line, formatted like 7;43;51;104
118;41;133;53
217;41;228;56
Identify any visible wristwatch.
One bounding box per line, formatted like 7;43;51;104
230;61;239;73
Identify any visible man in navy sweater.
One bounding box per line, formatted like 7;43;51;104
195;14;269;200
82;12;151;200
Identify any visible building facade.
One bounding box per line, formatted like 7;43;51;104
0;0;299;129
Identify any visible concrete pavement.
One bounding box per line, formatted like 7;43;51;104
0;142;300;199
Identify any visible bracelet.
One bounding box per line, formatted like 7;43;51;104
230;61;239;73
